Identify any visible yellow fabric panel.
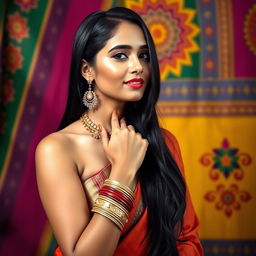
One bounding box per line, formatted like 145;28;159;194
159;115;256;239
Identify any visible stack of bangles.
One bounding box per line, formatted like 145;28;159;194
91;179;135;230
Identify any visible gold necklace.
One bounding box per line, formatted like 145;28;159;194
80;112;101;139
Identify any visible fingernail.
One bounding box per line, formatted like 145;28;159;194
114;110;119;115
121;117;126;121
98;124;102;132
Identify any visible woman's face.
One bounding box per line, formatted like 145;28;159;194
87;21;150;104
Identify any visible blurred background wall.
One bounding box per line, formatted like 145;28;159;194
0;0;255;255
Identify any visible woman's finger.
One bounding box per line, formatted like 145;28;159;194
100;125;109;150
120;118;127;130
136;132;142;139
111;110;120;131
127;125;135;132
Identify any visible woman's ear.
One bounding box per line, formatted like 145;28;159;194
81;59;94;81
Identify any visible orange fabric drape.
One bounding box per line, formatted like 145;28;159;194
54;128;203;256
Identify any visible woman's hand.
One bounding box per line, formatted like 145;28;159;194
100;110;148;186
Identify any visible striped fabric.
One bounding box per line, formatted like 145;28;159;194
84;162;111;207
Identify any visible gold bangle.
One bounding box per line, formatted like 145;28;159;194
94;197;128;224
92;201;127;230
92;206;124;227
104;179;134;195
92;195;129;230
103;183;134;202
97;196;128;215
104;179;135;200
92;179;134;230
97;195;129;218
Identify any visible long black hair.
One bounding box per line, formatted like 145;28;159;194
58;7;186;256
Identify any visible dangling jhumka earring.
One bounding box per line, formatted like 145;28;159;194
82;80;98;110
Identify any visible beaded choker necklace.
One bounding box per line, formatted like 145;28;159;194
80;112;101;140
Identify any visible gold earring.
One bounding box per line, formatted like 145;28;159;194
83;80;98;110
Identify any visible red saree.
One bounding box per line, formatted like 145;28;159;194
54;129;203;255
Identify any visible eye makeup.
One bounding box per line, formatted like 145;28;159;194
110;49;149;62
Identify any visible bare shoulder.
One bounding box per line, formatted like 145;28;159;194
36;120;109;182
36;120;85;158
35;130;77;178
36;131;71;159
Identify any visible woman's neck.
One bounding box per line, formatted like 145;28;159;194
87;102;125;134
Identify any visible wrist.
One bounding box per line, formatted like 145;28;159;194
109;167;136;189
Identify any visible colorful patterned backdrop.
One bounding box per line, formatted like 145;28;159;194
0;0;255;255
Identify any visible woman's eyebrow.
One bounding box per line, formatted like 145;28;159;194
108;44;148;53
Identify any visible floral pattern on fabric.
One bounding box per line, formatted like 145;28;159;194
4;44;24;73
15;0;38;12
6;12;29;42
204;184;251;217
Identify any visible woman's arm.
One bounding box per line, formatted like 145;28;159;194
161;128;204;255
36;135;121;256
35;111;148;256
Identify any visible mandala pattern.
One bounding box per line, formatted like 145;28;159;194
200;138;252;180
4;44;24;73
15;0;38;12
204;184;251;217
2;76;15;104
244;4;256;56
6;12;29;42
125;0;200;79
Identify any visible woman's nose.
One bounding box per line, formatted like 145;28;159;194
130;56;143;74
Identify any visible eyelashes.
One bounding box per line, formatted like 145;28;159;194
139;52;150;61
111;52;150;61
112;53;127;60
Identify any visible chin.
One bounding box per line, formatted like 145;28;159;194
126;94;144;102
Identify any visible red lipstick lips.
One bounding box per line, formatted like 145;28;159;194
124;78;144;89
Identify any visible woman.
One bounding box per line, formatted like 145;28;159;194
36;7;203;256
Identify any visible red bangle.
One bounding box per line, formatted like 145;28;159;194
99;191;132;211
99;189;133;211
99;186;133;211
100;190;132;211
101;185;134;205
101;185;134;208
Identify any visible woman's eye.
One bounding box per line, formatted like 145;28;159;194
112;53;127;59
140;52;150;61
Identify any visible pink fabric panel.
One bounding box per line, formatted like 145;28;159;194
233;0;256;77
